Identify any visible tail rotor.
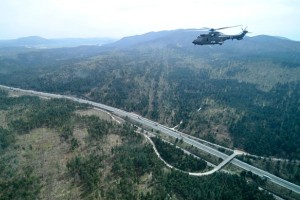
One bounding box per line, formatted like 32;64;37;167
242;26;251;34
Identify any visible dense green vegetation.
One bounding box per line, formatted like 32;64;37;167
228;82;300;158
8;99;77;134
67;153;104;196
0;128;14;151
0;163;41;200
153;171;273;200
86;115;116;141
152;137;207;172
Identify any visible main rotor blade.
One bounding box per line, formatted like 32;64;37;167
189;27;211;31
215;25;242;31
186;25;242;32
185;28;210;32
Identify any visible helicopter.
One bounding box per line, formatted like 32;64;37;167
192;25;249;45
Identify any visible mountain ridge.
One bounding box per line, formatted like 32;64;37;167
0;36;116;48
106;29;299;49
1;29;299;50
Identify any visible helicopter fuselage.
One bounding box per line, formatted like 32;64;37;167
192;30;248;45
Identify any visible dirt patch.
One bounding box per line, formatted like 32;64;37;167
16;128;82;199
137;172;153;194
0;111;8;128
73;126;89;149
7;90;25;97
210;125;233;148
75;108;113;121
102;134;122;154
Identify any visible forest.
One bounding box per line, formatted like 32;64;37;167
152;137;207;172
0;89;275;199
1;45;299;159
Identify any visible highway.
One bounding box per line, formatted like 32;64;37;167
189;151;239;176
1;84;300;194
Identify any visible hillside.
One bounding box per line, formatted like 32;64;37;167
0;89;275;200
0;29;299;159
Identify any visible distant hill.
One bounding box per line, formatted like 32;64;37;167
106;29;299;49
0;36;116;48
105;29;201;49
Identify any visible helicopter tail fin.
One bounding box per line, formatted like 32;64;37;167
236;27;249;40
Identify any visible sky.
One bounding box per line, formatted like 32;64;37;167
0;0;299;40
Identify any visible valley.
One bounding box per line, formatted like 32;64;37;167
0;30;300;199
1;31;299;159
1;84;300;199
0;87;277;199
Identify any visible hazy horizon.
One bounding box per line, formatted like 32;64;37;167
1;0;299;41
0;30;298;42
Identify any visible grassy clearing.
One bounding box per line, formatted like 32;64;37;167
75;108;113;122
